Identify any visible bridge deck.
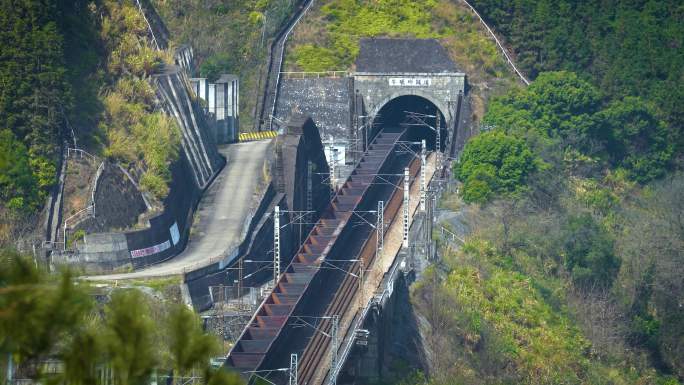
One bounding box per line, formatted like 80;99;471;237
226;131;404;373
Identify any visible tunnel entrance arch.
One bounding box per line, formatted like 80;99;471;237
351;38;466;158
366;94;447;151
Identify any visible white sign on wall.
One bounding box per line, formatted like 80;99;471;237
324;144;346;165
388;77;431;87
130;240;171;258
169;222;180;245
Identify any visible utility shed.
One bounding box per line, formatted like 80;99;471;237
355;38;460;73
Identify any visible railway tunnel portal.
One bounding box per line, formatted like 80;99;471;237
275;38;468;164
370;94;446;151
223;38;469;385
352;38;466;157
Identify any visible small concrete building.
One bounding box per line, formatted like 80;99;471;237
191;75;239;144
214;74;239;144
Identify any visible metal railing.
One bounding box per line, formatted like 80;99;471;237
91;161;105;216
60;150;103;250
439;225;465;245
280;71;349;79
134;0;159;50
62;205;94;250
460;0;530;85
268;0;315;131
66;147;98;162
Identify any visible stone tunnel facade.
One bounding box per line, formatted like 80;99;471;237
274;38;468;164
352;71;465;140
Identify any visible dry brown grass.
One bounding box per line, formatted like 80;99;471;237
63;158;99;217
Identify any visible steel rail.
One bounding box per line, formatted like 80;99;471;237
226;130;405;375
297;157;420;385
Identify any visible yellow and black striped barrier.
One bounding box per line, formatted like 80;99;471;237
239;130;277;142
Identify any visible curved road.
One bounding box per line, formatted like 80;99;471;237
85;140;272;280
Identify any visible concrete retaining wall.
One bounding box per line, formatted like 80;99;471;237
275;77;352;142
154;68;224;189
184;116;332;310
53;152;214;272
53;67;225;273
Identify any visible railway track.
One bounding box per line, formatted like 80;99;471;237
297;157;421;385
226;130;407;376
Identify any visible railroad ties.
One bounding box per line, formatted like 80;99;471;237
226;131;404;376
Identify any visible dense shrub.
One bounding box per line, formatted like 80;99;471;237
454;130;539;203
484;71;602;149
470;0;683;160
562;213;620;288
484;71;674;183
598;97;674;183
0;130;39;212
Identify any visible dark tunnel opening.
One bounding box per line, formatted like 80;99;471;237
369;95;446;151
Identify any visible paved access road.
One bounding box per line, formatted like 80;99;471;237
84;140;272;280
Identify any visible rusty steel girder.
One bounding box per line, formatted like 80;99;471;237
226;130;408;379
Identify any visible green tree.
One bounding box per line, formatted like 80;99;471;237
57;320;104;385
199;53;237;82
562;213;620;288
0;130;39;211
484;71;602;150
166;304;219;385
598;96;674;183
0;249;92;370
0;0;70;209
103;290;157;385
454;130;539;203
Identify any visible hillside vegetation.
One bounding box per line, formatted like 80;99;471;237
402;2;683;383
470;0;683;151
151;0;298;130
436;5;683;378
0;1;70;229
421;71;683;384
0;0;182;244
0;249;243;385
288;0;513;85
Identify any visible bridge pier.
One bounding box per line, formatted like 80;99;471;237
338;271;426;384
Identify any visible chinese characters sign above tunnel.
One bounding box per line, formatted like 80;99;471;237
388;77;432;87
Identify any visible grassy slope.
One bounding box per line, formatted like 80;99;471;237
286;0;520;122
73;1;181;203
150;0;297;131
